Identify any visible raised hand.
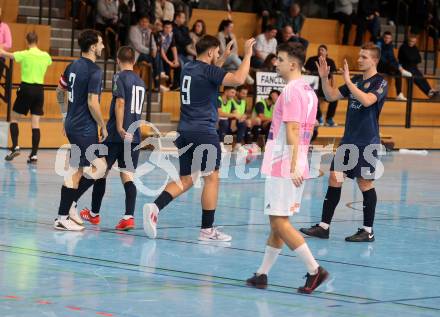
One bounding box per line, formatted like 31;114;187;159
244;38;256;58
315;56;330;79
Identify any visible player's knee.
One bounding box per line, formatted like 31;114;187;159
269;216;286;232
357;177;374;191
329;172;343;187
180;175;194;188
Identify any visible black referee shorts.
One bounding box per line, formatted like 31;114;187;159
13;82;44;116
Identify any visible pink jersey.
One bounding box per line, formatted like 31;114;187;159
261;78;318;178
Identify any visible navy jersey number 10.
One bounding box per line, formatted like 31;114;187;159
131;85;145;115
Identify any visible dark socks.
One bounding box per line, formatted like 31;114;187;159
362;188;377;227
91;178;106;214
201;209;215;229
154;191;173;212
75;176;95;204
30;128;40;156
321;186;342;225
58;185;77;216
124;181;137;216
10;122;18;149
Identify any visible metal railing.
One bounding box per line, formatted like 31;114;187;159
0;59;14;122
38;0;53;25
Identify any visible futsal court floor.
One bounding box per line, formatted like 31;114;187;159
0;148;439;317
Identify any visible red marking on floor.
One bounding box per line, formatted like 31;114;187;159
37;300;52;305
4;295;21;300
66;306;82;311
97;312;113;316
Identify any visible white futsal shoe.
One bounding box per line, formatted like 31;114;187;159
69;203;84;225
198;227;232;242
54;217;85;231
143;203;159;239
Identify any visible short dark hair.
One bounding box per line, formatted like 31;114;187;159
162;20;173;27
196;35;220;55
264;25;277;32
218;19;233;32
277;42;306;66
78;29;101;53
138;14;150;22
383;31;392;37
224;86;236;91
26;32;38;44
318;44;328;51
361;42;381;60
117;46;135;64
174;11;185;20
269;89;281;96
237;86;248;92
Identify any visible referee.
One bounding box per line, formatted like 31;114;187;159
0;31;52;163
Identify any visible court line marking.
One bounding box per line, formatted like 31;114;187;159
2;245;439;313
1;215;440;279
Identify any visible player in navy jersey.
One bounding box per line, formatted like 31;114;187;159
54;29;107;231
79;46;146;231
143;35;256;241
301;43;388;242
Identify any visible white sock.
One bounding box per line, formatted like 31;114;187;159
363;226;372;233
256;245;282;275
295;243;319;275
59;215;68;221
319;222;330;230
90;211;98;217
123;215;133;220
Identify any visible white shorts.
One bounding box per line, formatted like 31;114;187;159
264;176;305;216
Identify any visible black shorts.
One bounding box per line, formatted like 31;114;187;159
105;142;140;172
13;83;44;116
67;133;100;167
175;131;221;176
330;145;381;180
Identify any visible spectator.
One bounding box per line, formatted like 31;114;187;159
217;86;238;151
217;19;254;84
304;44;339;127
173;11;193;66
253;0;281;32
252;25;277;68
398;34;439;99
96;0;119;57
231;86;251;148
0;7;12;78
254;89;280;140
129;15;159;84
277;4;306;38
118;0;135;45
160;20;180;89
155;0;175;22
261;53;277;71
333;0;357;45
278;25;308;50
354;0;381;46
188;19;206;56
376;31;412;101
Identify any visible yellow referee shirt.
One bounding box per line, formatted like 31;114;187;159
13;47;52;84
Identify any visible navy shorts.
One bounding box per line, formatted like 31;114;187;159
67;133;100;167
175;131;221;176
105;142;140;172
330;145;381;180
